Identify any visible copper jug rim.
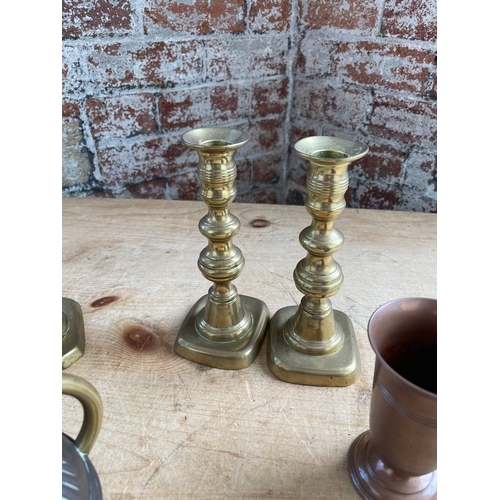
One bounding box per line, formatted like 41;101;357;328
367;297;437;399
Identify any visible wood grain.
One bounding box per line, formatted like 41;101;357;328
62;199;437;499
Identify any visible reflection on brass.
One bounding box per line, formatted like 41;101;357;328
174;127;270;369
348;297;437;500
62;297;85;370
267;136;368;386
62;372;103;499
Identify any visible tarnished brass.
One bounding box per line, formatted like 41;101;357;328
62;297;85;370
63;372;103;499
268;136;368;386
348;297;437;500
174;127;270;369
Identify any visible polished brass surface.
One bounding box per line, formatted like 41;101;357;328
174;127;270;369
63;297;85;370
62;372;103;455
268;136;368;386
348;297;437;500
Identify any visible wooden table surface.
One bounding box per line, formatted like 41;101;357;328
62;198;437;500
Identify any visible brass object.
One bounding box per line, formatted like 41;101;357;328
267;136;368;386
62;372;103;499
174;127;270;369
348;297;437;500
63;297;85;369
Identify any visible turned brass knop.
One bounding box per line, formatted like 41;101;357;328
267;135;369;386
174;127;270;370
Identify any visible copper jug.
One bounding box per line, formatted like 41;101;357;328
348;297;437;499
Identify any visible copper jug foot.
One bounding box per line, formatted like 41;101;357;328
267;306;361;386
348;431;437;500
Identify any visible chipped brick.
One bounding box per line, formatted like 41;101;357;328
62;0;132;38
368;94;437;146
128;179;166;199
144;0;244;35
382;0;437;42
236;187;278;204
63;119;92;187
86;94;157;139
351;142;405;182
252;78;288;118
168;170;200;200
301;0;379;32
98;135;195;187
249;0;292;32
334;42;435;94
206;37;287;82
158;84;250;130
296;38;337;78
87;41;203;89
253;153;282;184
293;80;370;130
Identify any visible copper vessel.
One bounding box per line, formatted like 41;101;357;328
348;297;437;500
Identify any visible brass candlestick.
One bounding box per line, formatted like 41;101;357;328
174;127;270;369
268;136;368;386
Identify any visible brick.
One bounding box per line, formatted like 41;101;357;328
296;38;337;78
206;37;287;82
293;80;370;130
87;41;203;89
144;0;244;35
334;42;435;94
286;188;306;205
289;118;323;147
368;94;437;146
158;84;250;130
236;158;252;191
351;142;405;182
62;46;84;94
249;0;292;32
87;190;115;198
62;0;132;38
382;0;437;42
128;179;166;199
287;152;309;187
429;74;437;100
253;153;282;184
98;135;195;186
168;170;199;200
404;149;436;197
86;94;157;140
246;117;285;152
62;119;92;187
63;99;80;119
252;78;288;118
236;187;278;204
355;181;405;210
301;0;379;32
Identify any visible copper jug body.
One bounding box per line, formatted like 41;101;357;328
348;297;437;499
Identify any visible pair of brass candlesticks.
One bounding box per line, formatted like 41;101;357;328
174;127;369;387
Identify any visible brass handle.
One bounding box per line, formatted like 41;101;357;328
62;373;103;454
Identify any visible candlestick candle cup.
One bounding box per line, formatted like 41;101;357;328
267;135;368;386
348;297;437;500
174;127;270;370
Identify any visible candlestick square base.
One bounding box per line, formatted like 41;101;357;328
267;306;361;386
175;295;269;370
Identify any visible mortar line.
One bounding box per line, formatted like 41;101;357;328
282;0;300;204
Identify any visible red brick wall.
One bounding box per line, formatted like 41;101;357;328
63;0;436;211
